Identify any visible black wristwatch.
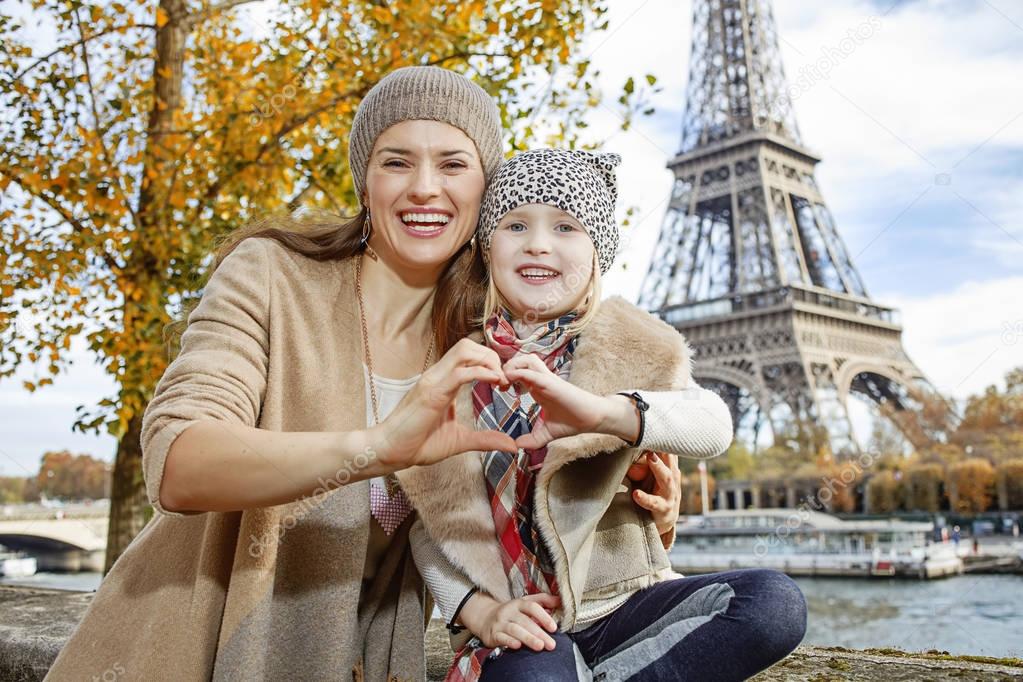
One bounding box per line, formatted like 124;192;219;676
616;391;649;448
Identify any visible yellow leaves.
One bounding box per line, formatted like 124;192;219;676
370;6;392;24
156;8;169;28
23;381;36;393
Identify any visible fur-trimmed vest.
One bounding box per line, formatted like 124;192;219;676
396;297;692;630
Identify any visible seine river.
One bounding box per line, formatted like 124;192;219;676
4;572;1022;658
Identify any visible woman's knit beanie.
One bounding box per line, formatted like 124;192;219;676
477;149;622;274
349;66;504;204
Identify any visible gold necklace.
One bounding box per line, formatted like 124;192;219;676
355;254;435;495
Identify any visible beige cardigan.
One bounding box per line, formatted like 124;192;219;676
397;298;734;635
45;238;427;681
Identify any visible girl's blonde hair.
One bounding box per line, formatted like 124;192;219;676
479;248;603;335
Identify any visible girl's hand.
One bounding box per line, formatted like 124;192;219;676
503;354;641;450
374;339;517;469
460;592;561;651
627;451;682;538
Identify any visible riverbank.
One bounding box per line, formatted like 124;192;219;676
2;585;1021;681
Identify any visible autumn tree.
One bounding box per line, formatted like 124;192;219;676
1;0;652;570
946;459;996;514
996;458;1023;510
904;463;943;512
866;470;904;514
36;450;111;499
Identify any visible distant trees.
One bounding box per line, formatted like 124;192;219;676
689;365;1022;514
0;450;110;503
35;450;111;500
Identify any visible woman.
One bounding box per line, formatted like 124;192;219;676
44;66;680;682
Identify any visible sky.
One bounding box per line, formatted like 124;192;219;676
1;0;1021;476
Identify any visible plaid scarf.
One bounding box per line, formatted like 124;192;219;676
445;311;578;682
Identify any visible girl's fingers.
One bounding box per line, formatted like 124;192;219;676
513;614;557;650
633;488;666;513
448;366;505;394
504;367;551;394
647;452;674;486
521;600;558;632
522;593;561;608
498;631;523;650
507;622;547;652
514;431;546;451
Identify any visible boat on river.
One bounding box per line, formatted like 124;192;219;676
671;509;963;579
0;551;37;578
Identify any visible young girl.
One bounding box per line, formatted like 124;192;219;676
396;149;807;681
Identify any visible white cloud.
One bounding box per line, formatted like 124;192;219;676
882;276;1023;399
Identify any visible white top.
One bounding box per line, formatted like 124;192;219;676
361;366;476;616
361;366;416;584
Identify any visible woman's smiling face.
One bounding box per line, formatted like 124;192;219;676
364;120;486;277
489;203;596;323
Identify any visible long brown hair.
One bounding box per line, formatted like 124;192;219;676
165;209;486;360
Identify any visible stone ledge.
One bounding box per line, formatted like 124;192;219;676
2;586;1020;681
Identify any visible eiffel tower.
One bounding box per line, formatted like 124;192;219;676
638;0;938;456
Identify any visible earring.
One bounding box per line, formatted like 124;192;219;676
361;210;379;260
360;209;371;247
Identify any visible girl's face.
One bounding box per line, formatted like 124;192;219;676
364;120;486;279
489;204;596;323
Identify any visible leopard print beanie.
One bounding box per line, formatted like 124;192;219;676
477;149;622;274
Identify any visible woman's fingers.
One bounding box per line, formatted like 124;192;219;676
464;429;518;454
439;339;509;386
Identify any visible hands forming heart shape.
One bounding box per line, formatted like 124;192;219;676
373;339;641;469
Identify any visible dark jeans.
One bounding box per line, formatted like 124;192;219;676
478;568;807;682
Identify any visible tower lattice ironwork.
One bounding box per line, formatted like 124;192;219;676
639;0;939;456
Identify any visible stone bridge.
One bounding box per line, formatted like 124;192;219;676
0;509;107;572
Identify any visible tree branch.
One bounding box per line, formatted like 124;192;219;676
1;170;124;274
12;24;157;83
72;8;141;232
184;0;262;28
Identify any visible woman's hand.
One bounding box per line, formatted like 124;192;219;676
373;339;518;470
503;354;641;450
627;451;682;539
459;592;561;651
